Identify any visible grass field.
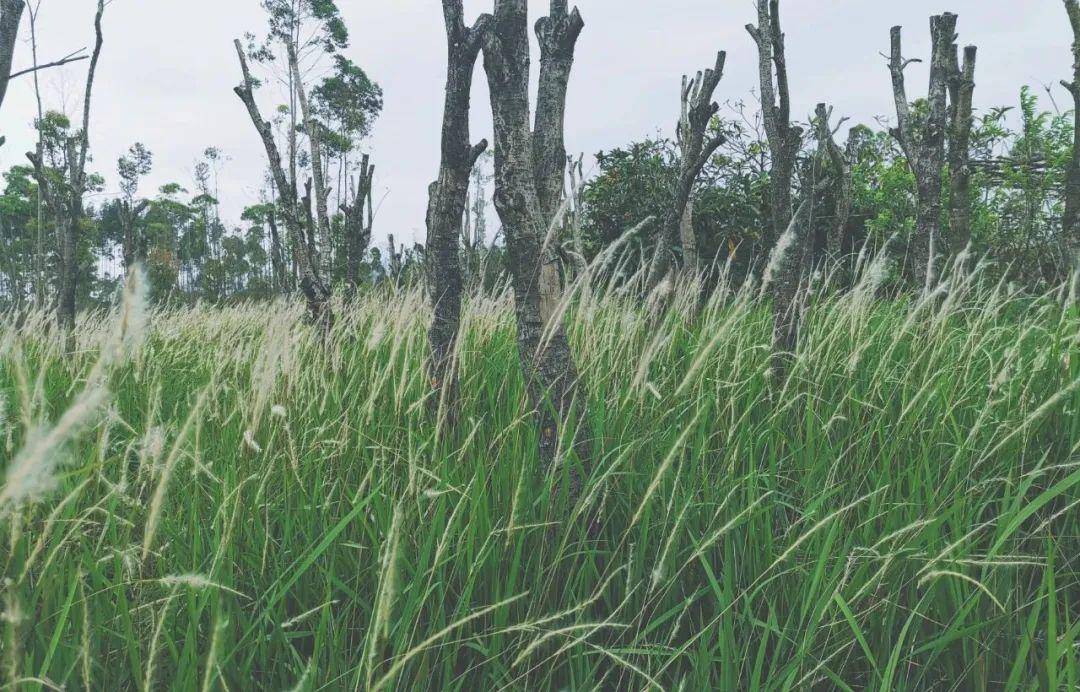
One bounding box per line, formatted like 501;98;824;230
3;264;1080;690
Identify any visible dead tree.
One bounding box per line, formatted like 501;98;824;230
344;154;374;299
233;39;331;328
888;13;957;294
947;44;977;253
746;0;803;243
26;0;103;332
811;103;854;270
426;0;490;408
0;0;23;124
287;43;333;282
482;0;592;494
646;52;727;289
1063;0;1080;272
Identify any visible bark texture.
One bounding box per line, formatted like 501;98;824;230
267;209;288;292
746;0;803;243
233;39;331;328
427;0;490;409
1063;0;1080;274
888;14;957;293
482;0;591;493
947;44;977;253
0;0;23;125
647;53;727;289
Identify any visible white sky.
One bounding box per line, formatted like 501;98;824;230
0;0;1073;249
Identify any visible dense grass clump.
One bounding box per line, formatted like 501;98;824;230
2;264;1080;690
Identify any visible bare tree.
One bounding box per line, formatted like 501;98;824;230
1063;0;1080;271
647;52;727;288
287;43;333;281
344;153;373;299
426;0;490;410
888;13;957;293
26;0;103;332
233;39;331;328
0;0;23;125
746;0;803;242
811;103;854;269
482;0;591;493
947;44;977;253
532;1;585;327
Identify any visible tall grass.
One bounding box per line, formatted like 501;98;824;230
2;260;1080;690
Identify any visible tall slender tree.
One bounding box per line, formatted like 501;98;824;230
426;0;490;413
482;0;592;494
747;0;808;363
647;52;727;288
1063;0;1080;272
233;39;331;328
746;0;802;243
26;0;103;331
888;13;957;294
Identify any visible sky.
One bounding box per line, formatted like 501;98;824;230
0;0;1073;250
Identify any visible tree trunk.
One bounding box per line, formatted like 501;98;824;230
648;54;727;290
888;14;957;294
427;1;489;410
947;45;977;254
1063;0;1080;277
40;0;102;333
679;200;697;273
288;43;333;283
233;39;331;329
747;0;807;362
345;155;373;299
267;209;287;293
747;0;803;244
0;0;23;123
813;104;854;271
482;0;591;495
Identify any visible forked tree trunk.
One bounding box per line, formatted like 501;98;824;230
482;0;592;495
427;0;490;409
888;14;957;294
1063;0;1080;277
233;39;331;329
747;0;807;362
533;2;581;326
647;54;727;289
812;103;854;273
746;0;802;244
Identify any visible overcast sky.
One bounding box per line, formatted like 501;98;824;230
0;1;1073;249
